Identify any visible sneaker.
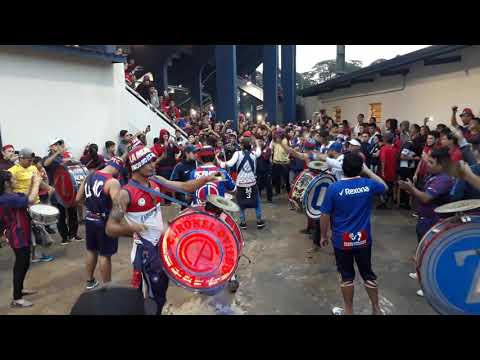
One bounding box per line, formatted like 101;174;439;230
22;289;38;296
409;272;418;280
300;228;312;235
60;239;71;246
10;299;33;308
416;289;424;297
86;279;100;290
331;306;345;315
31;257;41;263
239;222;247;230
257;220;266;229
71;235;84;242
40;255;55;263
411;212;419;218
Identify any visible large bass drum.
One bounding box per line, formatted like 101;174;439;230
160;204;243;295
53;162;89;208
304;173;336;219
416;215;480;315
288;169;317;212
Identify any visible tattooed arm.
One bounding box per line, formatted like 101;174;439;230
106;189;146;238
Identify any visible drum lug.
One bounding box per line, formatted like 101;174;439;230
460;215;472;223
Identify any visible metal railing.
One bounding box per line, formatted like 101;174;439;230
125;85;187;139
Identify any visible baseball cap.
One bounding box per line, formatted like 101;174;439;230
460;108;474;117
49;137;64;146
328;142;343;153
196;146;215;158
18;148;35;159
2;144;14;152
184;144;196;153
348;139;361;147
243;131;252;137
128;145;157;172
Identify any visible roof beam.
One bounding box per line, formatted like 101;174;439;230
350;78;374;84
424;55;461;66
380;68;409;77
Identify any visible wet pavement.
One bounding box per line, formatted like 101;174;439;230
0;194;436;315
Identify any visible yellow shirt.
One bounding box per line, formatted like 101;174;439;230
8;164;40;203
273;138;290;164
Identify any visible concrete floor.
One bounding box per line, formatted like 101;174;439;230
0;194;436;315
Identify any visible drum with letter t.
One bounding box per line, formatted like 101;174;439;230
416;200;480;315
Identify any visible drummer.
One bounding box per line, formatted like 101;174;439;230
398;147;455;297
105;144;218;315
43;138;82;245
75;156;126;290
190;144;235;205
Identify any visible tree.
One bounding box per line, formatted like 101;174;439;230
370;58;387;66
299;59;363;87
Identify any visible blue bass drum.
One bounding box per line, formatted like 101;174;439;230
303;173;336;219
416;215;480;315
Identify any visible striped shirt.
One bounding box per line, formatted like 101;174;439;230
0;193;31;249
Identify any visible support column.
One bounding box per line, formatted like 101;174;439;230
215;45;238;128
263;45;279;125
154;62;169;96
250;71;257;121
281;45;296;123
191;67;203;109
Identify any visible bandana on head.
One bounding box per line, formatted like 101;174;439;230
106;157;125;172
196;146;215;159
128;146;156;172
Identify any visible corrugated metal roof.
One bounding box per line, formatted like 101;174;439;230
299;45;469;97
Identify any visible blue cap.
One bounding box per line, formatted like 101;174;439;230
184;144;196;153
328;142;343;153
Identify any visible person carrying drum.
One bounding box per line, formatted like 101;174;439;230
191;145;235;205
217;136;265;230
75;156;126;290
0;170;42;308
105;144;218;315
319;153;388;315
43;138;82;245
398;147;455;297
170;144;198;210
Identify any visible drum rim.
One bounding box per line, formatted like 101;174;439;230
434;199;480;214
417;215;480;315
303;173;336;219
160;209;240;292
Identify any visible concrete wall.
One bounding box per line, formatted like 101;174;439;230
0;46;178;158
300;46;480;128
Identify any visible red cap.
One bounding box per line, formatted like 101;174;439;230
196;146;215;158
243;131;252;137
460;108;474;117
2;144;14;152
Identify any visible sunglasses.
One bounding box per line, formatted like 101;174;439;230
54;141;64;146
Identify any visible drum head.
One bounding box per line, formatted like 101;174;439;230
160;210;240;293
304;174;336;219
308;160;328;173
288;170;315;211
53;165;88;207
434;199;480;214
206;195;240;213
30;204;59;215
417;215;480;315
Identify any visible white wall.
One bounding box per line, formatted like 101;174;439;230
300;46;480;128
0;46;178;158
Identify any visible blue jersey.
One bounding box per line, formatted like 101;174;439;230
190;164;235;204
320;177;385;250
84;170;114;221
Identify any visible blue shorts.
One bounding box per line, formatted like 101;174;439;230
85;220;118;257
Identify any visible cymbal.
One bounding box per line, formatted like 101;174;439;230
434;199;480;214
308;160;328;172
206;195;240;212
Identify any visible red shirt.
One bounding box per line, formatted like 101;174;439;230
449;146;463;162
0;193;31;249
418;145;434;178
379;144;399;182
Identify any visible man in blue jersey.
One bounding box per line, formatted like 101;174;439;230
75;156;126;290
190;146;235;204
319;152;388;315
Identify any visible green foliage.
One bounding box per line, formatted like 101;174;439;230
296;59;363;89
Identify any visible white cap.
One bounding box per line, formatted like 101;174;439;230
348;139;361;147
49;137;64;146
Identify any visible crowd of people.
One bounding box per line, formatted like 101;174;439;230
1;100;480;314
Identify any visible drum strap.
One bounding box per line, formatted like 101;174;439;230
129;179;191;208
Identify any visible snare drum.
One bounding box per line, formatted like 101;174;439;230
288;169;317;211
53;163;89;207
160;205;243;295
416;215;480;315
29;204;60;225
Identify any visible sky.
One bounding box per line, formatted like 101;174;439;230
295;45;430;72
